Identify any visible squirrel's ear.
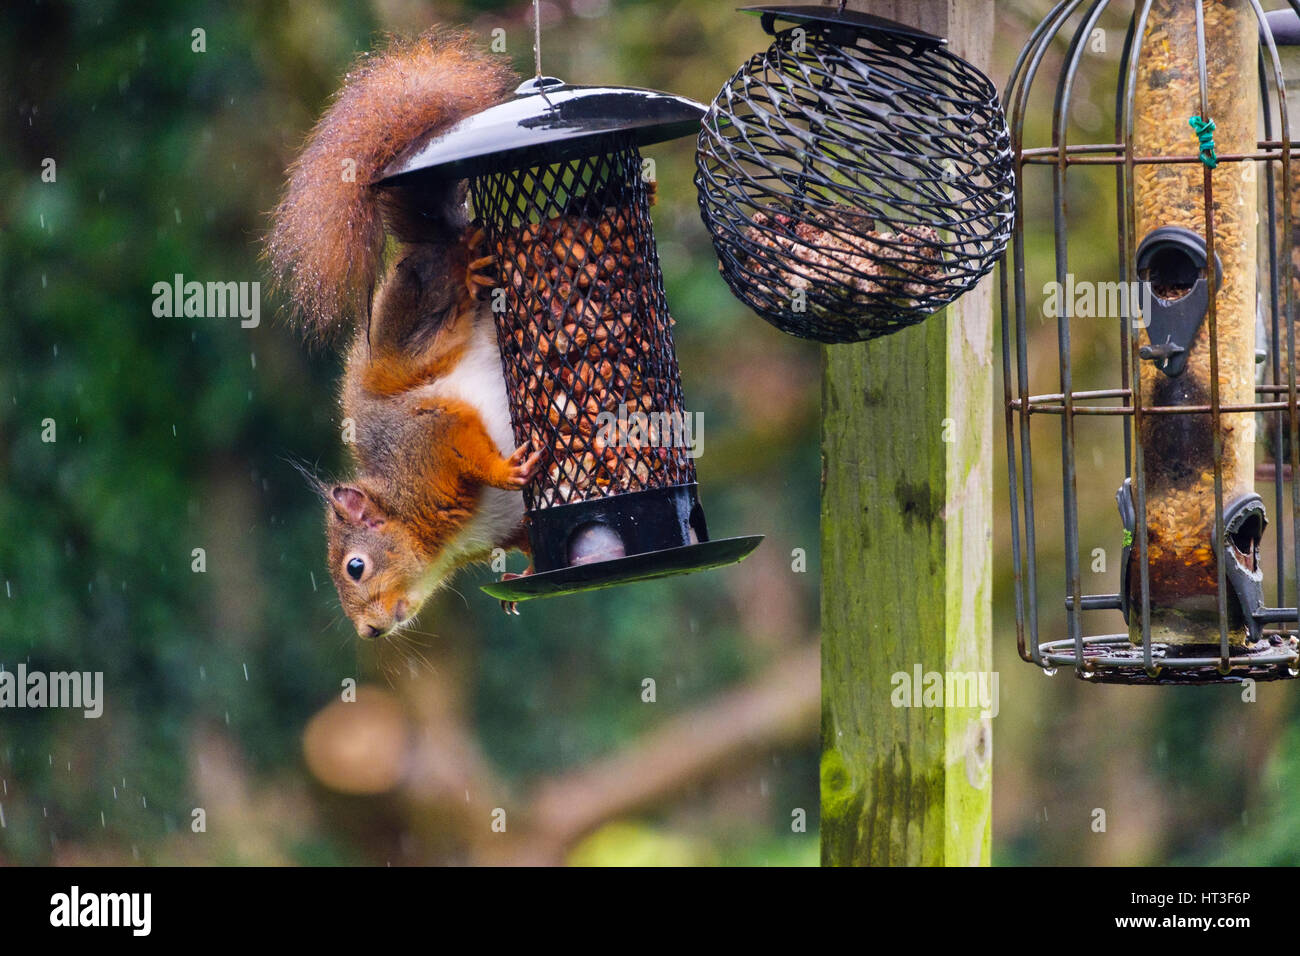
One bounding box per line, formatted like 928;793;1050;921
330;485;382;527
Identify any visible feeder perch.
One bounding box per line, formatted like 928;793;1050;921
1002;0;1300;684
378;76;763;602
694;4;1015;344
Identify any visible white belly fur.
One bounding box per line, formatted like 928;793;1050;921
416;308;524;569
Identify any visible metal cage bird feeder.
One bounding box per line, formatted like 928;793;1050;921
378;76;763;602
1002;0;1300;683
694;3;1016;344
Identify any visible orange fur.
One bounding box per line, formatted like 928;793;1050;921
322;243;535;639
266;28;515;342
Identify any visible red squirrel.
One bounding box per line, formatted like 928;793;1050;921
266;29;540;640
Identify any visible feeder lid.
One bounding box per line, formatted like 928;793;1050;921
377;76;706;184
738;4;946;48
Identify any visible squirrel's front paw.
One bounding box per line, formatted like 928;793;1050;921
503;443;544;489
465;225;498;301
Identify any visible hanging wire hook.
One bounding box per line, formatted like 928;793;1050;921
533;0;543;79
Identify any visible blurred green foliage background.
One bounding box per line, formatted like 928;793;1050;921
3;0;1299;866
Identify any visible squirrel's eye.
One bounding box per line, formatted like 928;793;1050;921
346;557;365;581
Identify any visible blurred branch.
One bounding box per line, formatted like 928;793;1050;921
528;640;819;849
394;640;819;865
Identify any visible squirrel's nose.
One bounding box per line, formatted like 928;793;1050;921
361;623;387;640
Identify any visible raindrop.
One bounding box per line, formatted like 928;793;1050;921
250;353;256;370
100;811;105;828
242;663;249;681
310;572;317;592
0;803;5;827
199;665;206;681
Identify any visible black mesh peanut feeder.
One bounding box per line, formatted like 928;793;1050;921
695;4;1015;343
1003;0;1300;684
378;76;762;603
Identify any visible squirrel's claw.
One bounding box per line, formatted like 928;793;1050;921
465;226;498;301
505;443;544;488
465;258;498;301
498;566;534;615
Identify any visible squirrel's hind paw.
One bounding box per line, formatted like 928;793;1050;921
497;565;534;615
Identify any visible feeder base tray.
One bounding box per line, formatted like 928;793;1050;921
480;535;764;602
1037;634;1300;685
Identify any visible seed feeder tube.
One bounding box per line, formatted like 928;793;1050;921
1130;0;1259;651
1001;0;1300;684
694;4;1015;343
377;77;762;602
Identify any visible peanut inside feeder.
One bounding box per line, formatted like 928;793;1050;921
378;76;762;601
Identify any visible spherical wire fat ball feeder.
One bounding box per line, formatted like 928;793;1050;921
694;3;1016;344
376;17;761;603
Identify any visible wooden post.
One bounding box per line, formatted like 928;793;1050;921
820;0;995;867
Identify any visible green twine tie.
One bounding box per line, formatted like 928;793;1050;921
1188;115;1218;169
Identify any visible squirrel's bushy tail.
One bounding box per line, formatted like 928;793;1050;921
267;28;516;341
